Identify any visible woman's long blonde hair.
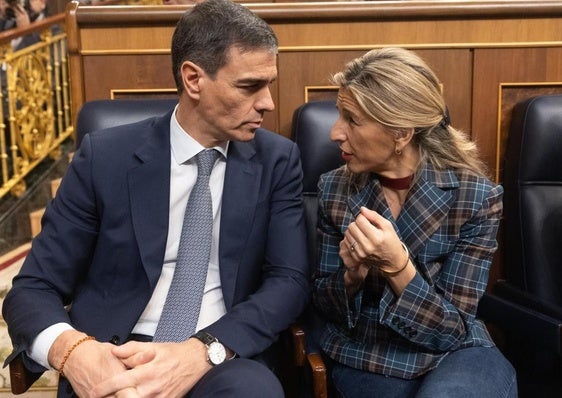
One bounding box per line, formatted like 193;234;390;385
332;47;488;177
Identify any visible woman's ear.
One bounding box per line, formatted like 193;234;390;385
394;127;415;148
393;127;416;156
181;61;203;100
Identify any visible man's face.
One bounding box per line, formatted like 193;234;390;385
182;46;277;147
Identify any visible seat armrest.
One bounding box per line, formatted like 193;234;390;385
478;292;562;355
290;323;307;367
307;352;328;398
493;280;562;319
9;356;43;395
290;312;331;398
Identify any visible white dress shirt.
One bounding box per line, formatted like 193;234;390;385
27;106;228;369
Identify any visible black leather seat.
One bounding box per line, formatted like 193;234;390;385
75;98;178;148
290;100;343;398
478;94;562;397
291;100;343;267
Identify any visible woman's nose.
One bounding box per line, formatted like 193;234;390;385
330;118;346;143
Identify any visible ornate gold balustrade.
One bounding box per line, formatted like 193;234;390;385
0;14;72;200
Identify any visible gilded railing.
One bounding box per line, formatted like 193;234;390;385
0;14;72;200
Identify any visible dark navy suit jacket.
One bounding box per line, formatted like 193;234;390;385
2;110;309;395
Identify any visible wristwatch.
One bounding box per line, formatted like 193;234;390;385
191;331;228;366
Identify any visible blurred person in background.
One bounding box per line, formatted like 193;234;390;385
0;0;49;49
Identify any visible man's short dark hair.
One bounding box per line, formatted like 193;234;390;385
171;0;278;93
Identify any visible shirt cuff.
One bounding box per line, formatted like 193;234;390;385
27;323;75;370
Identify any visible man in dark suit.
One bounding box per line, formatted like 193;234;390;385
2;0;309;396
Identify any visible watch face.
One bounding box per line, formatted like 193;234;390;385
208;341;227;365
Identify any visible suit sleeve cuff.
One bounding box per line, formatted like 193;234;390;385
27;323;74;370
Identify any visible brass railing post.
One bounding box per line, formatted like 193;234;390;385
0;15;73;199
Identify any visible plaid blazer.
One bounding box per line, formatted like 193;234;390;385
312;162;503;379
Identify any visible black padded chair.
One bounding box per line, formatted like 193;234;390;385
478;94;562;397
290;100;343;398
74;98;179;149
291;100;343;268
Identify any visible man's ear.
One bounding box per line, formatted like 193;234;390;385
181;61;204;100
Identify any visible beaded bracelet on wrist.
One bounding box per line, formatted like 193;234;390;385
58;335;95;378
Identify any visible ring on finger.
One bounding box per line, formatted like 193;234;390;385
350;241;359;251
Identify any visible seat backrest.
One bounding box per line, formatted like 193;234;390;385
75;98;178;149
503;94;562;306
291;100;344;267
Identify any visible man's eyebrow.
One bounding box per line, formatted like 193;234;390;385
237;76;277;85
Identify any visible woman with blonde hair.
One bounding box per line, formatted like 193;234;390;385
312;47;517;397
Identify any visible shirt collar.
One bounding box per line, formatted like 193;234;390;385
170;105;229;165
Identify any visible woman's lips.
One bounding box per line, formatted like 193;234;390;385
341;150;353;162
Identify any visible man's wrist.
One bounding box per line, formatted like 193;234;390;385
47;329;89;371
225;346;236;361
58;335;96;377
28;323;74;369
343;269;364;296
190;332;236;365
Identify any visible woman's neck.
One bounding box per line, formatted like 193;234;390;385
378;174;414;190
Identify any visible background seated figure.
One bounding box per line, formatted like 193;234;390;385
0;0;49;50
311;47;517;398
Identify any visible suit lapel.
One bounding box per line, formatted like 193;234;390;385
128;115;171;290
346;164;458;257
348;179;392;221
219;140;260;309
397;165;458;256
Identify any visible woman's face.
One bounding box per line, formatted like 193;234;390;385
330;89;397;175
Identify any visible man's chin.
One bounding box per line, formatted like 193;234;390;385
236;129;258;142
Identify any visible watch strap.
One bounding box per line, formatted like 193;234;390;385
192;331;237;364
191;331;216;346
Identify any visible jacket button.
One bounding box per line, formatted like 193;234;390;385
110;335;120;345
391;316;400;325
